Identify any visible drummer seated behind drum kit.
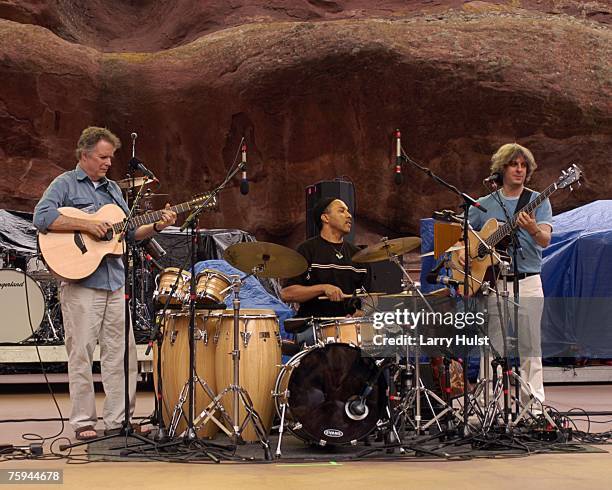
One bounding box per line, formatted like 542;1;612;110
147;197;466;455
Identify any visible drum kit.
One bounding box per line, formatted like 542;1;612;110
145;232;471;458
0;250;63;344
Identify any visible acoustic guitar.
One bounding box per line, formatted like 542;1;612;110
38;193;217;281
449;164;582;295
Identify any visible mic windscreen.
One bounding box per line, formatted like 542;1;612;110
240;179;249;195
394;172;403;186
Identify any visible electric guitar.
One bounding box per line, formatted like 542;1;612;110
38;193;218;281
450;164;582;295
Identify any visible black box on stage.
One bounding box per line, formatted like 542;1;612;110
368;260;404;294
306;179;356;242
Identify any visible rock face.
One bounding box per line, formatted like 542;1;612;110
0;1;610;247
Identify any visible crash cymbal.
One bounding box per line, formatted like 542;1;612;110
117;176;155;189
352;237;422;263
223;241;308;279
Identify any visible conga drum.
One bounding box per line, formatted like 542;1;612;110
154;312;219;439
213;309;281;442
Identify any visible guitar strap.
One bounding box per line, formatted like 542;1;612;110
515;188;534;216
514;187;534;249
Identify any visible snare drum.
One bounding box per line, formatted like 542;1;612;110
0;269;46;342
195;269;231;306
154;312;219;439
317;317;375;346
155;267;191;305
213;309;281;442
274;342;386;446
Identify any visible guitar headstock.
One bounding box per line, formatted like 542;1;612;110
557;164;583;191
189;192;219;211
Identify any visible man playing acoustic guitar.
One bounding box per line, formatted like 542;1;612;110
458;143;552;405
34;127;176;440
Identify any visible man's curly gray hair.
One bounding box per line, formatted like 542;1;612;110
490;143;537;183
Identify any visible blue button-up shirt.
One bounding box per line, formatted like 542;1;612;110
33;165;131;291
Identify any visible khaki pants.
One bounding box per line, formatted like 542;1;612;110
59;282;137;431
482;274;545;404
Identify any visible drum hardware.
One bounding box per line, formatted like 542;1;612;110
355;236;460;434
240;331;251;348
195;275;272;457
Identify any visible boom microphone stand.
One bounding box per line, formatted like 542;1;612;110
397;145;488;435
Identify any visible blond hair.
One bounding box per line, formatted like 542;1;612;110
75;127;121;160
490;143;537;182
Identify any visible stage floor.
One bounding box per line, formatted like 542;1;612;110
1;382;611;489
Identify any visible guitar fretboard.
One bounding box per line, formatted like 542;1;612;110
111;193;216;234
482;183;557;250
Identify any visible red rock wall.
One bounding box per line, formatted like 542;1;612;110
0;1;610;247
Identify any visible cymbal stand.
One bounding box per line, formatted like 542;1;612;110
210;270;272;460
379;239;462;434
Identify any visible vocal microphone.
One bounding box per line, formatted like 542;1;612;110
427;275;462;288
240;141;249;195
131;132;137;158
483;171;502;186
394;129;403;185
129;157;158;182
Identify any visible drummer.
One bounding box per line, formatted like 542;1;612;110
281;198;371;344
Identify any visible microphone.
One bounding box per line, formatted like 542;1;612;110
128;157;158;182
394;129;403;185
131;132;137;158
346;397;369;421
239;142;249;195
425;260;446;285
483;171;502;186
427;275;462;288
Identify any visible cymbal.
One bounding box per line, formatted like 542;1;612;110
381;288;451;298
117;176;155;189
223;241;308;279
352;237;421;263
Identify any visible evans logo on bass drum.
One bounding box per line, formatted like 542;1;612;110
323;429;344;438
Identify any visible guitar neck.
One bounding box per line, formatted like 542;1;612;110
111;194;215;234
486;183;557;248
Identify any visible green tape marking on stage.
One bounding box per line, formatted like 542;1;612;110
276;461;342;467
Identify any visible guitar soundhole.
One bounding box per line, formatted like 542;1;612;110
477;244;487;258
74;232;88;254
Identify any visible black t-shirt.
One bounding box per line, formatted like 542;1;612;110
285;236;371;317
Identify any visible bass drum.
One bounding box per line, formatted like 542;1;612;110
0;269;46;343
274;343;386;446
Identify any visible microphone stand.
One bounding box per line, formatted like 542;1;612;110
399;149;488;436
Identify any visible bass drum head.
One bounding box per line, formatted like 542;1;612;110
286;343;386;445
0;269;45;343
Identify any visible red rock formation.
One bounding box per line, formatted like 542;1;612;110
0;1;610;248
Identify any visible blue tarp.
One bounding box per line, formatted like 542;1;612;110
541;200;612;357
193;260;295;339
